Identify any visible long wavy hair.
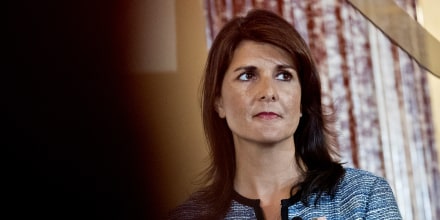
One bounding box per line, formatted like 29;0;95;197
199;9;344;218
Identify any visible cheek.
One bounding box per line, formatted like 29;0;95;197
223;95;246;117
221;86;248;115
287;93;302;131
283;88;301;112
287;100;301;116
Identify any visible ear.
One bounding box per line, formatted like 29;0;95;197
215;97;226;118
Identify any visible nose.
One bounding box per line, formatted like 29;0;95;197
257;77;278;102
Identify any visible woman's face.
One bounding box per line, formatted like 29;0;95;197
216;40;302;146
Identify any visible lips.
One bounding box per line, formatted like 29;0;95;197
254;111;281;120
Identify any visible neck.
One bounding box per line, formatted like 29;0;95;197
233;138;301;205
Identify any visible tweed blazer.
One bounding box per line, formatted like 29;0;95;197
170;168;402;220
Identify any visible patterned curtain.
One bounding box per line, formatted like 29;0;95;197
203;0;439;219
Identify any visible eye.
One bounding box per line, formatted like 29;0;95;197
238;72;256;81
275;71;293;81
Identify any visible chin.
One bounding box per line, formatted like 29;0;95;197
254;135;294;146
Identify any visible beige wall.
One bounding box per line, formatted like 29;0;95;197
129;0;440;216
127;0;208;216
418;0;440;168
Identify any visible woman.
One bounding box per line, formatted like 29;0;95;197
170;9;401;220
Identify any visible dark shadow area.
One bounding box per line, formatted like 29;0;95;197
5;1;161;219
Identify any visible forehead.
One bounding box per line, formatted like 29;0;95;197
229;40;295;68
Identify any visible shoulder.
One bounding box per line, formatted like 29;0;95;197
339;167;392;196
342;167;386;184
168;192;212;220
337;167;402;219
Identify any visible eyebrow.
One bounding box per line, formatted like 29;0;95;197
276;64;296;70
233;65;257;72
233;64;296;72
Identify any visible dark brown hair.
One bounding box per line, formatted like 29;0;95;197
198;9;344;218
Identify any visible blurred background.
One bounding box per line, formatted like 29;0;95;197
5;0;439;219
